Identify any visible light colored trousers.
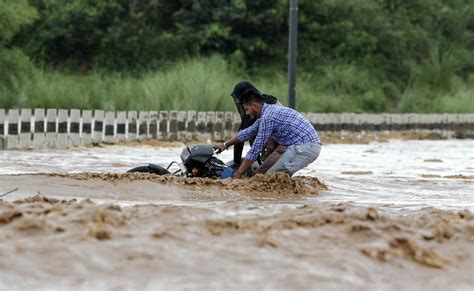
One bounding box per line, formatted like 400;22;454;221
267;142;321;176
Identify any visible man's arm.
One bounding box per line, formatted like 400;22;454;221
214;136;241;153
215;119;260;152
233;117;274;179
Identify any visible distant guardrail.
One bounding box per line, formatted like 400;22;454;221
0;108;473;150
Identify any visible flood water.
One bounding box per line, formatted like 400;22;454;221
1;139;473;211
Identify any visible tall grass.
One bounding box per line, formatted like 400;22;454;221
396;45;474;113
17;56;242;111
2;55;473;113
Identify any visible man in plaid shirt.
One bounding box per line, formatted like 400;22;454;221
215;87;321;179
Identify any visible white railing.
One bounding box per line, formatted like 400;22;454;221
0;108;473;150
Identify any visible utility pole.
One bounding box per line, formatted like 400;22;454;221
288;0;298;109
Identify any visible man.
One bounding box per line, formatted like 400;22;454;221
229;81;286;174
215;87;321;179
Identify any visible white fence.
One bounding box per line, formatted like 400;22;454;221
0;108;473;150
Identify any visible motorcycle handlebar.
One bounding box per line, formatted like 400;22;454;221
213;145;224;154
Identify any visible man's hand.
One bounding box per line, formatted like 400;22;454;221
213;137;239;154
232;159;253;179
213;143;227;154
232;171;243;179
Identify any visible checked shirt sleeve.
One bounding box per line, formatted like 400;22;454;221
243;117;273;161
237;118;260;142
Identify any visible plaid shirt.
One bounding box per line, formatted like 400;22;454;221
237;103;320;161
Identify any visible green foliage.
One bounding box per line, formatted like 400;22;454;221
0;0;36;108
1;0;473;112
169;0;287;67
0;48;33;108
17;0;183;72
0;0;37;44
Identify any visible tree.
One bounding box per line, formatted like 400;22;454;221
0;0;37;107
16;0;182;72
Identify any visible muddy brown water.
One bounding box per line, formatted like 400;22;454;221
0;139;473;290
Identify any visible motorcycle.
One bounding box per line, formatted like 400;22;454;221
127;144;252;178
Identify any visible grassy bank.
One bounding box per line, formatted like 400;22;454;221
2;56;473;113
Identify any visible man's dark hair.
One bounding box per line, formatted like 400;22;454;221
239;88;264;104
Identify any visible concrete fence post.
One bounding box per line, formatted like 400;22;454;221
358;113;368;131
450;114;459;132
424;114;434;131
442;114;453;132
206;112;215;142
33;109;45;148
380;114;390;131
186;111;196;141
332;113;342;131
306;112;318;130
214;111;224;141
127;111;138;141
316;113;325;131
224;111;234;140
420;114;431;130
82;110;93;145
116;111;127;142
158;111;169;140
45;108;57;148
341;113;355;131
69;109;81;147
434;114;444;131
392;114;401;130
462;114;474;131
403;113;411;130
410;114;420;130
440;114;449;131
371;114;384;131
168;111;178;141
177;111;187;141
57;109;68;149
430;114;439;130
318;113;329;131
104;111;116;144
433;114;442;131
93;110;104;143
196;112;207;141
0;109;4;136
0;109;5;150
353;114;363;132
149;111;158;139
7;109;19;149
19;109;32;149
233;112;241;133
138;111;149;140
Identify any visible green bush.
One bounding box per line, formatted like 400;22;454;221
0;0;36;108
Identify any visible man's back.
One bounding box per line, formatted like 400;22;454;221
260;104;320;146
